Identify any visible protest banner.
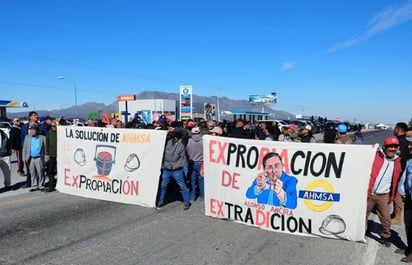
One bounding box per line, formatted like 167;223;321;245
56;126;167;208
203;135;377;242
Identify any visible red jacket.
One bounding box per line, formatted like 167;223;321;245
367;150;402;203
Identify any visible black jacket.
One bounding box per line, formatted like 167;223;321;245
9;126;22;150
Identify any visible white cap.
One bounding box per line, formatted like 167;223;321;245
304;124;312;131
191;127;200;134
209;126;222;135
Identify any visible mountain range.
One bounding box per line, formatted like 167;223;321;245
10;91;296;121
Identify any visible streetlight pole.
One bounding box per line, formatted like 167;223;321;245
74;81;78;118
217;88;222;122
58;76;78;119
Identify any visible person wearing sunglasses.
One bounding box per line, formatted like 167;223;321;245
10;117;24;176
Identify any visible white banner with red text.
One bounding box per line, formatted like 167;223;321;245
203;135;377;242
56;126;167;208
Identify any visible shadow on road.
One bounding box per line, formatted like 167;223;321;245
367;219;406;249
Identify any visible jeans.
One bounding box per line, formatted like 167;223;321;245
158;168;190;205
191;162;204;200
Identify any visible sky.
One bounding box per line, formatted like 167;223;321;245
1;0;411;124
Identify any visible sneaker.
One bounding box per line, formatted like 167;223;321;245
379;237;391;247
395;248;405;255
45;187;55;193
183;203;191;210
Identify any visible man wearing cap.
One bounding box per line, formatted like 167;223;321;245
39;116;52;136
396;135;412;261
366;136;403;247
335;124;352;144
209;126;223;136
300;125;316;143
186;127;204;201
185;120;195;132
288;123;300;142
22;124;46;192
278;125;291;142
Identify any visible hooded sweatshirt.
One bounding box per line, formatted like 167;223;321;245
186;133;203;162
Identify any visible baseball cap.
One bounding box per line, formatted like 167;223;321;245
303;125;312;131
157;117;166;125
30;124;39;131
191;127;200;134
209;126;222;135
384;136;400;146
187;121;195;127
289;124;297;130
337;124;347;133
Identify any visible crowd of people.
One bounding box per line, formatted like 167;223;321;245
1;112;412;262
0;112;58;193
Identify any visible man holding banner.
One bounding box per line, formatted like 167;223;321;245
157;127;191;210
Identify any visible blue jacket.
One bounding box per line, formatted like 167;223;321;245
246;171;298;209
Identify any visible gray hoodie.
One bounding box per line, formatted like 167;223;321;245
186;133;203;162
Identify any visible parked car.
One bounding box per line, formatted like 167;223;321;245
0;121;12;137
255;119;289;131
290;120;308;131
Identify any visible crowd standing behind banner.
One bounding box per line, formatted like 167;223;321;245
3;112;412;262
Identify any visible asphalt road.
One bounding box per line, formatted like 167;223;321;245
0;129;407;265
